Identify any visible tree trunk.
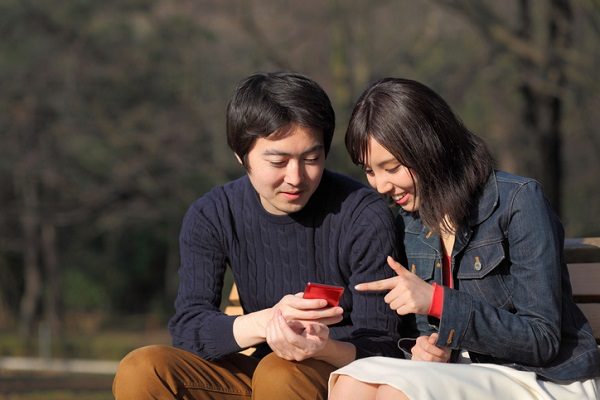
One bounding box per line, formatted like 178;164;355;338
18;178;42;342
538;0;572;215
42;222;61;352
517;0;572;216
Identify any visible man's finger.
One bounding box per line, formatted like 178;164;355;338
355;277;397;292
290;296;329;309
276;311;303;345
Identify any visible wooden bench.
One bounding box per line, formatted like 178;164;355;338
224;237;600;342
565;237;600;342
224;283;243;316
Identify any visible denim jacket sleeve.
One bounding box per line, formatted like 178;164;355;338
436;179;564;367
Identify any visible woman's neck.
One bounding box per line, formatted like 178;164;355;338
440;216;456;256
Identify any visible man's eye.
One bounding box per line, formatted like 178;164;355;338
269;160;287;168
304;156;321;164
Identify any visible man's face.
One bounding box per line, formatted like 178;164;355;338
245;123;325;215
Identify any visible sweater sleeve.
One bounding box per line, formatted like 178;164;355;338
168;196;243;360
339;194;416;359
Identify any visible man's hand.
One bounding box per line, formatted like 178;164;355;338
272;292;344;326
266;309;329;361
411;333;451;362
233;292;343;350
355;256;434;315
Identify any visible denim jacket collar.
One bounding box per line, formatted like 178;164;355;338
467;171;499;227
404;171;499;231
403;171;499;256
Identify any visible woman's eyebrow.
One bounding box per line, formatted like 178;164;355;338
374;156;398;168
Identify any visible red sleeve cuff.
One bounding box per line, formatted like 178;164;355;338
427;282;444;319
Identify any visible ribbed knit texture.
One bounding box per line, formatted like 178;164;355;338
168;170;413;360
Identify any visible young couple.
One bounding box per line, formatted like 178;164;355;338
113;72;600;399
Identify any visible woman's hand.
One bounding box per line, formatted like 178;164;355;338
355;256;434;315
411;333;452;362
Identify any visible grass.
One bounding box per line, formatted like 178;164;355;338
0;329;170;360
0;295;239;399
0;318;171;399
0;370;114;400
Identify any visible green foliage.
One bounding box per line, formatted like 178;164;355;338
62;270;110;312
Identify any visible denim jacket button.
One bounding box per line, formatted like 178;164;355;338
474;256;482;271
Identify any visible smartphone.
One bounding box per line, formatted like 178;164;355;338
303;282;344;307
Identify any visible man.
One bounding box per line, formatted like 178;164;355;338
113;72;410;399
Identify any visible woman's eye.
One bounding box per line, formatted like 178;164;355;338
386;165;401;173
363;168;374;176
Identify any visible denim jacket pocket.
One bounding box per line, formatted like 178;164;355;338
456;242;505;279
456;242;512;308
406;255;437;282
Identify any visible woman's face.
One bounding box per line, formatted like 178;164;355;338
363;137;420;212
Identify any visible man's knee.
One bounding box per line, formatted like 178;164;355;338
113;345;176;398
252;353;333;399
116;345;172;377
253;353;297;384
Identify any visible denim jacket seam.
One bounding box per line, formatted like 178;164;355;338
461;237;504;249
505;180;533;232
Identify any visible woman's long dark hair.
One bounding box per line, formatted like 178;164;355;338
345;78;494;233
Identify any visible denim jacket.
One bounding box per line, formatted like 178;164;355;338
400;170;600;382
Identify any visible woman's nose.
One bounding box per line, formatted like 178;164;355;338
375;176;393;194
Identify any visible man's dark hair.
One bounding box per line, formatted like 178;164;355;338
345;77;495;233
226;72;335;166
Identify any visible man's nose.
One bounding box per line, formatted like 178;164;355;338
285;160;304;186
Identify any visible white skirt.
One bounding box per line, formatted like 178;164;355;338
329;356;600;400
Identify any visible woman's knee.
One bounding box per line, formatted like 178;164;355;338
330;375;378;400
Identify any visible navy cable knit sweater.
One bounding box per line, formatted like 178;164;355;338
168;170;413;360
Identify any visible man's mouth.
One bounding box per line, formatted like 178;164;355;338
281;191;303;200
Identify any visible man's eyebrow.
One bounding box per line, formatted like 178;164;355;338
262;144;324;157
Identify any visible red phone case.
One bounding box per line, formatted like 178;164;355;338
303;282;344;307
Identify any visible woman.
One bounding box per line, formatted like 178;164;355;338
329;78;600;400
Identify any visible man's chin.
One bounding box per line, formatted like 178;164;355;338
277;201;307;215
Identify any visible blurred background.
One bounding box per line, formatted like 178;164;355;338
1;0;599;397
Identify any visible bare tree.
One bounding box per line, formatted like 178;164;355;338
432;0;573;215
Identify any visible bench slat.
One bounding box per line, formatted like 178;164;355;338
565;237;600;264
577;304;600;339
569;263;600;303
566;238;600;342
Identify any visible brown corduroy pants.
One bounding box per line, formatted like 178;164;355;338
112;345;336;399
